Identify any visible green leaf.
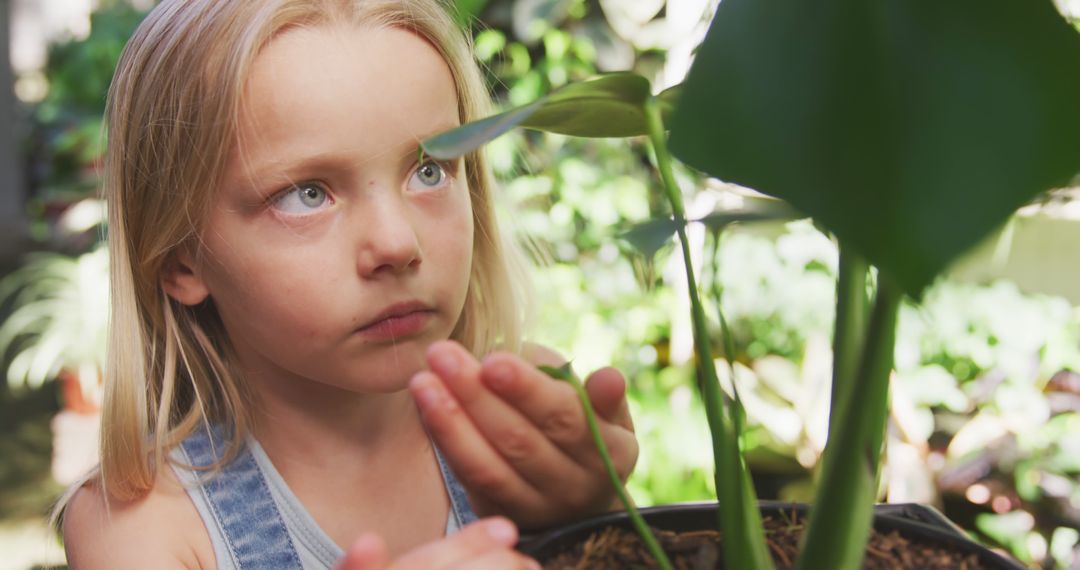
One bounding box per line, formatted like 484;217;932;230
697;197;801;232
656;84;682;123
537;362;575;381
422;72;654;160
621;198;799;259
669;0;1080;297
619;218;682;259
423;100;546;161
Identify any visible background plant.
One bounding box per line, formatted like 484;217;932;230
664;0;1080;566
431;0;1080;567
2;2;1080;568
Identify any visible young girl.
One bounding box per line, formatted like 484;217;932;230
58;1;638;568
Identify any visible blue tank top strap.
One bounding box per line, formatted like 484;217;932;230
433;444;478;527
180;424;304;569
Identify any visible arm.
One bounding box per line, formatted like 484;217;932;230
409;340;638;530
63;474;210;570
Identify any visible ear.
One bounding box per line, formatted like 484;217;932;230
161;249;210;306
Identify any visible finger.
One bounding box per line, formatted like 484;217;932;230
448;550;543;570
584;367;634;432
335;534;389;570
478;351;591;450
481;353;637;475
424;342;589;491
409;370;548;515
477;354;638;485
395;517;519;569
477;351;643;500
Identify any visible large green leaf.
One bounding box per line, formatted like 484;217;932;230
668;0;1080;297
422;72;655;160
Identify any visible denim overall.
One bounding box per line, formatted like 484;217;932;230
177;425;478;569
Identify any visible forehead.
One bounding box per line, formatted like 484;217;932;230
233;24;460;171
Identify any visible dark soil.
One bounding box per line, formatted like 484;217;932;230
540;510;986;570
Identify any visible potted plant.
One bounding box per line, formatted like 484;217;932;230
0;206;108;484
423;0;1080;567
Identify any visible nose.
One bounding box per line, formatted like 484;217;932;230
354;192;421;277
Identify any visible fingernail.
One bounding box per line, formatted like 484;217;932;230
430;346;460;376
486;518;517;544
527;558;543;570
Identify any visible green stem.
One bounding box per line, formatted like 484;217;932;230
796;274;902;570
539;365;673;570
826;245;868;455
709;230;746;451
644;96;773;570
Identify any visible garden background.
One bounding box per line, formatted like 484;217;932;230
1;1;1079;568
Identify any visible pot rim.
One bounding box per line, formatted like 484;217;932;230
518;500;1025;569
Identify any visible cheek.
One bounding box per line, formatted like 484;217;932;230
200;247;339;336
452;195;476;271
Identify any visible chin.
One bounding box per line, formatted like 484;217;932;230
351;348;429;391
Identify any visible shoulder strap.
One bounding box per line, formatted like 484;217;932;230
180;425;304;569
433;444;479;528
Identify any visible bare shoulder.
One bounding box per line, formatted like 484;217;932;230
521;342;566;368
63;466;213;569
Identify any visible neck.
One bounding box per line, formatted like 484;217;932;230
238;366;450;554
246;370;429;471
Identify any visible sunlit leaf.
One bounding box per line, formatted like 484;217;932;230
423;100;545;160
423;72;654;160
669;0;1080;297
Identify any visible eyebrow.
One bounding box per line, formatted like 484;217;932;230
236;120;462;189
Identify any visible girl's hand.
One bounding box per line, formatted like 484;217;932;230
334;517;540;570
409;340;638;530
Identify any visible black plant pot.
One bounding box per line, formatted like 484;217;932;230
519;501;1024;569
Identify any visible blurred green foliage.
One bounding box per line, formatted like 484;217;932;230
465;1;1080;566
24;3;145;213
2;1;1078;568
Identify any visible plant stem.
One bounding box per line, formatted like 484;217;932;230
644;96;774;570
826;244;868;455
539;365;673;570
795;273;902;570
709;229;746;451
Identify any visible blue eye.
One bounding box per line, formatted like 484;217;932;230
273;183;330;214
410;161;448;190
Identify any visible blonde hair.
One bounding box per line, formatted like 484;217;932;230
79;0;527;505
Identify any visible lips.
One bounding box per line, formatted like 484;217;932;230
355;301;435;340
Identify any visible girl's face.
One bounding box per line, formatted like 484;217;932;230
176;24;474;393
